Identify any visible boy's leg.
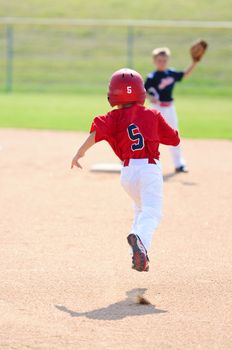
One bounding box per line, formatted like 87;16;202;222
121;167;149;271
163;106;186;168
120;166;141;235
134;164;163;251
131;202;142;234
152;104;185;168
125;203;141;257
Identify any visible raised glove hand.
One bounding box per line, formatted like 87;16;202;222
190;40;208;62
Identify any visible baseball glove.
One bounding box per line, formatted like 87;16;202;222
190;40;208;62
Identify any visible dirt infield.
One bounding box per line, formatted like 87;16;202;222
0;129;231;350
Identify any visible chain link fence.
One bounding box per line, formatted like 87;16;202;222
0;19;231;93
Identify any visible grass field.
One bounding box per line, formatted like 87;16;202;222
0;26;231;95
1;93;231;139
1;0;232;20
0;1;232;94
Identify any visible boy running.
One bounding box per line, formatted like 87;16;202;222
71;68;180;272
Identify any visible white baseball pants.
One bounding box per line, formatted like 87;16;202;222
120;159;163;251
151;103;185;168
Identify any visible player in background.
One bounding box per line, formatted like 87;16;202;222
145;47;198;173
71;68;180;272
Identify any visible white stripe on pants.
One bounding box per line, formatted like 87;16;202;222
151;103;185;168
120;159;163;251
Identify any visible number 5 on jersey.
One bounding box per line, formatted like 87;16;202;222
127;124;144;151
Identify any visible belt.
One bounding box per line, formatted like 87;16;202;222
123;158;156;167
159;102;172;107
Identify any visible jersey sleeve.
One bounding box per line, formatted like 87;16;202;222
90;113;113;143
170;69;184;82
157;112;180;146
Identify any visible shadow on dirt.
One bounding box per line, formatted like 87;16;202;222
163;172;197;186
163;172;177;182
55;288;167;321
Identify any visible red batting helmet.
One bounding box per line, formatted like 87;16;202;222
107;68;146;107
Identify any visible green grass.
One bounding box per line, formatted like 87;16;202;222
0;93;231;139
1;0;232;20
0;26;231;95
0;1;232;94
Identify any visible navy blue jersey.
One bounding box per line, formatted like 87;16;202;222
144;69;184;102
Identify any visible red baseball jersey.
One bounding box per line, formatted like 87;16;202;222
90;104;180;162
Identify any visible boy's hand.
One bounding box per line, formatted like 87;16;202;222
71;131;96;170
150;96;159;104
71;152;84;169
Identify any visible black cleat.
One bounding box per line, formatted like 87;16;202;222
175;165;189;173
127;234;149;272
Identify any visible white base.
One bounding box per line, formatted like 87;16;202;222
90;163;122;173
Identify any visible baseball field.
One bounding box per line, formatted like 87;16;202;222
0;0;232;349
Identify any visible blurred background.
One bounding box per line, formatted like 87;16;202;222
0;0;231;138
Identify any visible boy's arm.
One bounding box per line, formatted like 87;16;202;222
146;90;159;104
146;92;157;104
145;77;159;103
71;131;96;169
183;61;198;79
158;113;180;146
